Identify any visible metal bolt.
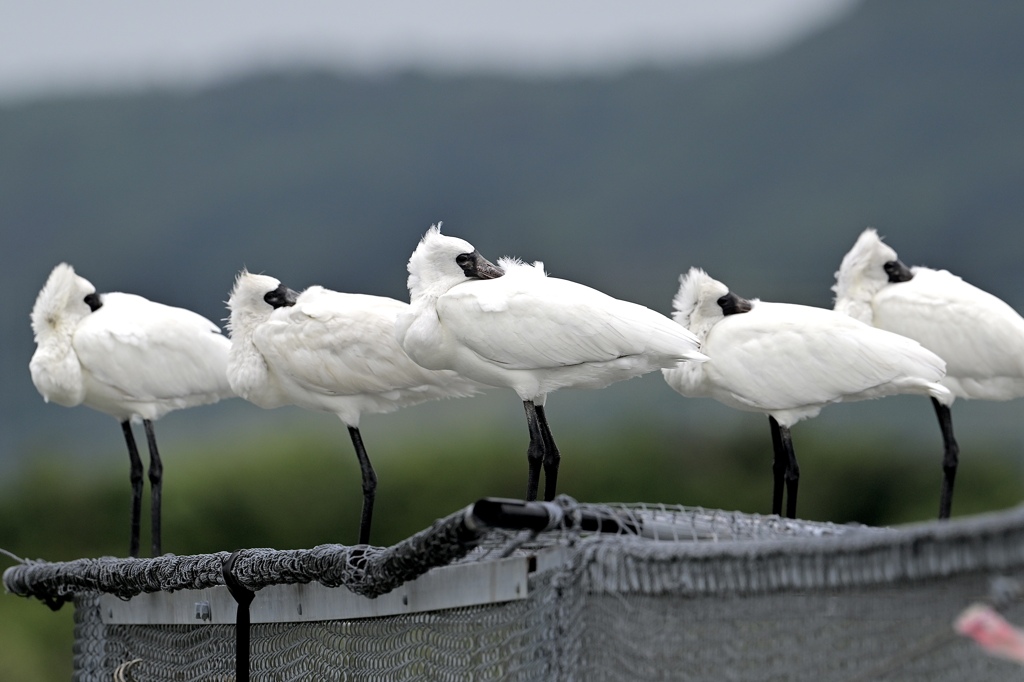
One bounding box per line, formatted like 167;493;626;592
194;601;212;621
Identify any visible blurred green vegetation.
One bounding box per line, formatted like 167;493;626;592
2;420;1021;680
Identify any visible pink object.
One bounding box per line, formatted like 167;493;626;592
955;604;1024;664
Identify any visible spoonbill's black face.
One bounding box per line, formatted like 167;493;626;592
456;250;504;280
84;292;102;312
717;291;752;316
264;284;300;309
884;260;914;283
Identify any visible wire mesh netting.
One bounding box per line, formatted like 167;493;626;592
8;497;1024;681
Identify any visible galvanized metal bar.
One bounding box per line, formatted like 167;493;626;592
100;552;532;625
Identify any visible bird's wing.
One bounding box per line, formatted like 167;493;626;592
73;295;230;403
255;292;444;397
437;275;697;370
874;271;1024;380
707;303;943;410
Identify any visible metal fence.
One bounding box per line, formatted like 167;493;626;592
7;497;1024;680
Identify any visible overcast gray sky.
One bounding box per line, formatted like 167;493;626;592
0;0;856;101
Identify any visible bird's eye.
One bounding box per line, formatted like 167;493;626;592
456;253;471;266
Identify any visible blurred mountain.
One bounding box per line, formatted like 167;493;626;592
3;0;1024;467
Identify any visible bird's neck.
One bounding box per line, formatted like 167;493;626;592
684;315;717;344
832;266;887;324
226;309;265;342
32;302;85;344
394;304;450;372
30;335;86;408
32;318;76;355
225;323;267;400
833;291;876;325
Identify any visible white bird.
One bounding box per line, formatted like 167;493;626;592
29;263;233;557
834;227;1024;519
395;225;708;502
226;270;485;545
663;268;950;518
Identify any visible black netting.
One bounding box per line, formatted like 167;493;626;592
9;498;1024;681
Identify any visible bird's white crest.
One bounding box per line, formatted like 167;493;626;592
406;223;479;301
832;228;900;321
30;262;96;342
226;269;283;336
671;267;731;335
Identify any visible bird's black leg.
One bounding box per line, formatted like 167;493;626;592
769;417;786;516
523;401;545;502
348;426;377;545
121;421;143;558
932;398;960;520
779;424;800;519
536;404;561;502
769;417;800;518
143;419;163;557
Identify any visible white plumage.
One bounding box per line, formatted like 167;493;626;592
396;225;707;502
834;227;1024;518
663;267;949;518
30;263;233;557
226;270;485;545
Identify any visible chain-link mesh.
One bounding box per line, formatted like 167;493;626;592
10;498;1024;681
73;584;563;681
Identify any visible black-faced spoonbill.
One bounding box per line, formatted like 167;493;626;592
29;263;233;557
226;270;485;545
395;225;708;502
663;268;949;519
834;228;1024;519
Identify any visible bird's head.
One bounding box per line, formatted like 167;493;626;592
406;223;504;301
672;268;752;338
227;270;299;335
833;228;913;316
31;263;97;342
